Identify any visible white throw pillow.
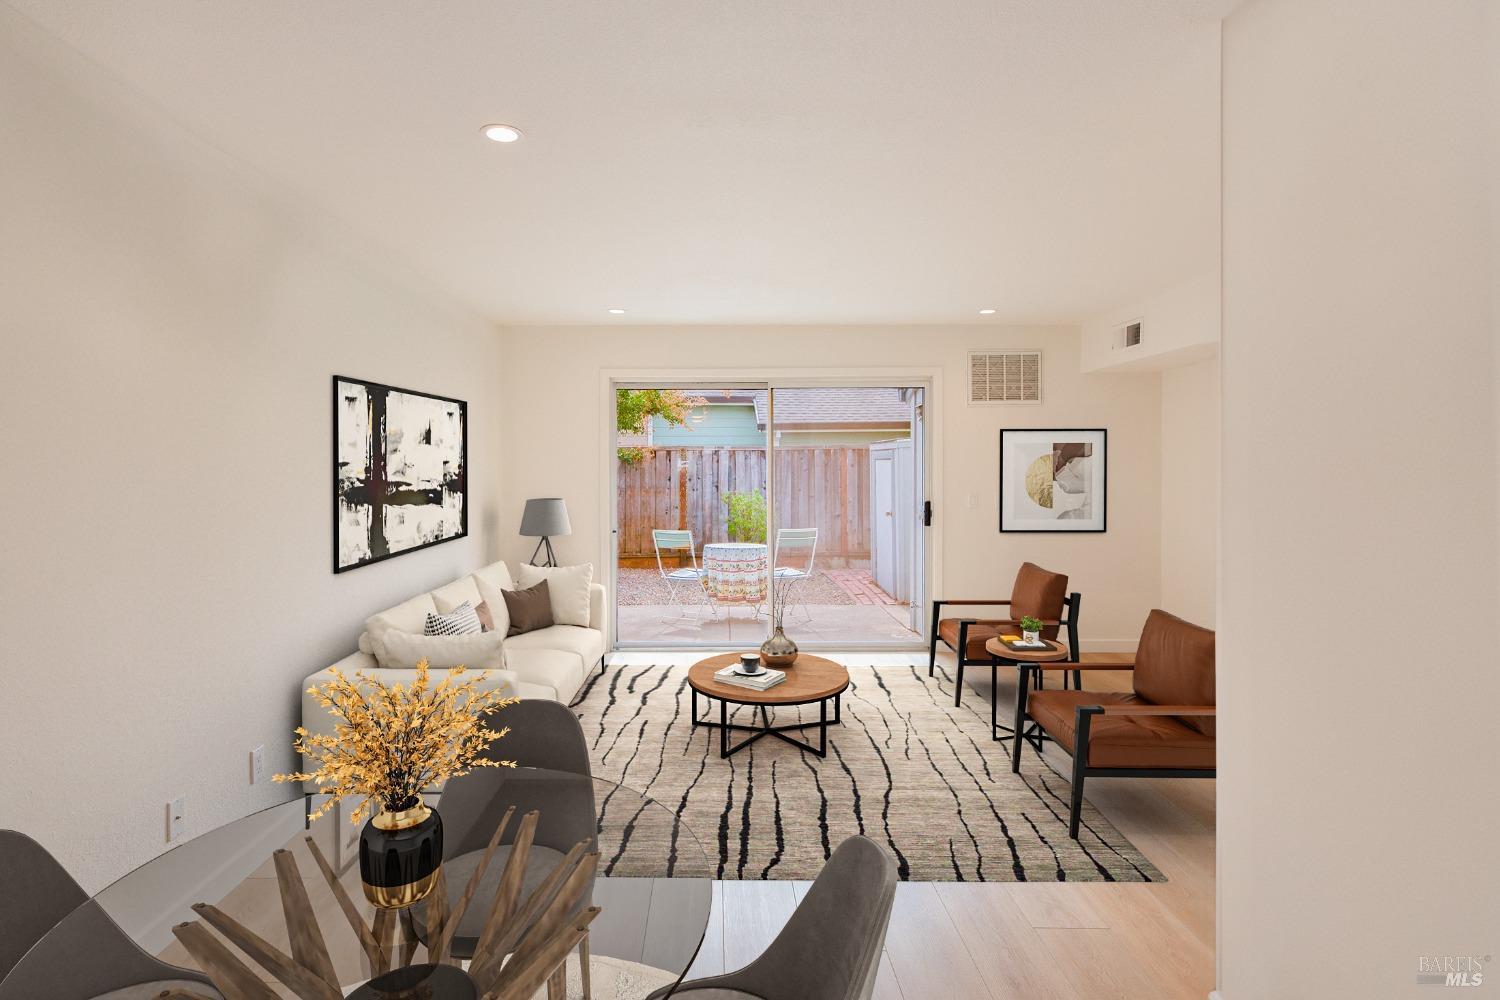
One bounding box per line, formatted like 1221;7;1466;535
473;575;513;637
473;560;517;593
374;629;505;671
516;563;593;628
365;593;439;640
430;576;483;614
361;593;440;656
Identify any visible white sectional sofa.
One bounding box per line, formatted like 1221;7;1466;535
299;559;606;785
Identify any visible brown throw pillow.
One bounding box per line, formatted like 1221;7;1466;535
503;579;554;636
473;600;496;633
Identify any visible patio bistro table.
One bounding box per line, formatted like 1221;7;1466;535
701;541;768;604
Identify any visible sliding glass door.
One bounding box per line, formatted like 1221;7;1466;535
614;384;770;646
765;387;926;646
612;381;927;649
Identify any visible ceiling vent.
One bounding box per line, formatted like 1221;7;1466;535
1115;320;1143;349
968;349;1042;404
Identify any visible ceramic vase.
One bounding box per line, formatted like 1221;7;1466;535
760;625;799;667
359;802;443;909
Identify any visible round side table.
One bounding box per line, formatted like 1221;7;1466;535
700;543;769;605
983;636;1070;752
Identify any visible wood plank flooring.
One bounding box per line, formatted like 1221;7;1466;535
149;651;1212;999
677;651;1216;1000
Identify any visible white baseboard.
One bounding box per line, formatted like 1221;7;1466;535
1208;991;1226;1000
610;641;1140;661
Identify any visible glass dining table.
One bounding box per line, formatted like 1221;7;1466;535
2;775;712;1000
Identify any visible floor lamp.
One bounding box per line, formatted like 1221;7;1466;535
520;497;571;567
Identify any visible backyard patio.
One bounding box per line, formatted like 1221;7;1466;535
614;387;921;646
614;566;919;644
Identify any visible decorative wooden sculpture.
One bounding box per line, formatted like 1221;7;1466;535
169;809;598;1000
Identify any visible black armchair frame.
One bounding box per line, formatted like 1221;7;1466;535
1009;662;1216;838
929;592;1082;706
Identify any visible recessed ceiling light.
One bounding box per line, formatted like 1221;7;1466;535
978;308;997;315
481;124;522;143
607;308;627;315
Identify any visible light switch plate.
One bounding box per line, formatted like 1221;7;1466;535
167;796;186;842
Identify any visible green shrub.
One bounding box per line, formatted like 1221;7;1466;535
1019;615;1045;634
616;388;707;465
723;490;767;543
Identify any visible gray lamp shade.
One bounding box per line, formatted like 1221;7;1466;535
520;498;571;537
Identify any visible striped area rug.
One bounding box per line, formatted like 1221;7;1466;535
577;662;1162;883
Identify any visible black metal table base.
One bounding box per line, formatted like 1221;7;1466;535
691;689;842;758
989;659;1053;758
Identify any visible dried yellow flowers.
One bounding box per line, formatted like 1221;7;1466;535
275;659;518;823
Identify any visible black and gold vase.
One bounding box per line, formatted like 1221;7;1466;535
359;803;443;909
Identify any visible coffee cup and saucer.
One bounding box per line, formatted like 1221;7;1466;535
733;653;765;676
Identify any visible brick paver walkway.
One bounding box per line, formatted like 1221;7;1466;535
824;568;900;606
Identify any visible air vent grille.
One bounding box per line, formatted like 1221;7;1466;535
968;350;1042;404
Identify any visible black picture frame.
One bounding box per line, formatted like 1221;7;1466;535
999;428;1108;533
333;375;468;573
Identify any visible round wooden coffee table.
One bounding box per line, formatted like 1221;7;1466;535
688;653;850;759
984;636;1070;748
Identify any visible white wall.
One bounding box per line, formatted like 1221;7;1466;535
499;325;1163;647
1220;1;1498;996
1160;358;1219;628
1081;269;1220;373
0;9;503;891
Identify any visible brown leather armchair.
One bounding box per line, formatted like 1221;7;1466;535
1011;609;1215;838
930;562;1081;706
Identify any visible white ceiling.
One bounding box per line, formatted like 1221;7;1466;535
9;0;1224;326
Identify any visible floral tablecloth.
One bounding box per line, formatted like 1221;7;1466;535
701;542;768;604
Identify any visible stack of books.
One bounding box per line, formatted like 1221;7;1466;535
713;664;787;691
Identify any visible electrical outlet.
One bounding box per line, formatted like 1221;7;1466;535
167;796;186;842
250;745;265;785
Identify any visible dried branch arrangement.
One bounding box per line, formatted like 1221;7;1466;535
169;808;598;1000
276;661;519;823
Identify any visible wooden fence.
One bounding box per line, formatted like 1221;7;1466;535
617;446;871;563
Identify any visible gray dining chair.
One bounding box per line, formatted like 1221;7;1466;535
649;835;897;1000
421;699;598;963
0;830;223;1000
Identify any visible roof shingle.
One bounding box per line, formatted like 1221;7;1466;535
751;387;910;427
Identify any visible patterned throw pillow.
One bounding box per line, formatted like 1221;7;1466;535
424;600;483;636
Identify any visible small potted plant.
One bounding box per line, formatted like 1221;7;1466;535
277;660;517;908
1020;615;1045;646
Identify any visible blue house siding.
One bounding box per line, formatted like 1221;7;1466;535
652;403;764;447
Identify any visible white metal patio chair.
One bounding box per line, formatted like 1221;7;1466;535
653;529;714;623
772;527;819;622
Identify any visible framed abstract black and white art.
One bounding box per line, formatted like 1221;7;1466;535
999;428;1107;532
334;376;468;572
